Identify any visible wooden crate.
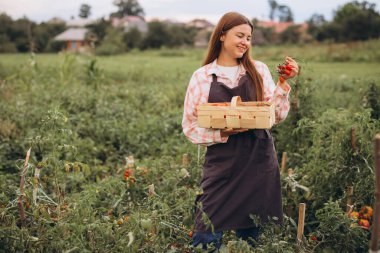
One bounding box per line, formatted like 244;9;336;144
197;96;275;129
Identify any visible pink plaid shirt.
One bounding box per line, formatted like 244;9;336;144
182;59;291;146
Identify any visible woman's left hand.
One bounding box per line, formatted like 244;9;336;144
283;56;299;80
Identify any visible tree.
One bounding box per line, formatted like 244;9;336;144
0;13;66;53
268;0;278;21
268;0;293;22
277;5;294;22
0;13;17;52
332;1;380;41
307;13;326;40
312;1;380;42
79;4;91;18
10;17;33;52
280;25;301;43
166;25;197;47
86;18;112;43
111;0;145;18
34;22;66;52
123;27;142;50
141;21;169;49
309;13;326;27
96;27;126;55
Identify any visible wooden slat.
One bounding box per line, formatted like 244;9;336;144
370;134;380;252
197;96;275;129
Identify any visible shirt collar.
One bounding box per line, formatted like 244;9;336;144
206;59;247;78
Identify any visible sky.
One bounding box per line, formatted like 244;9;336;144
1;0;380;24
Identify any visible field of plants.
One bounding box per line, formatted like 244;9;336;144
0;39;380;252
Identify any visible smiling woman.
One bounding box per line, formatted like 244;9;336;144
182;12;299;250
219;24;252;62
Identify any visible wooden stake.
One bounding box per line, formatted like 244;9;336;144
351;127;357;152
370;134;380;252
297;203;306;244
127;155;135;168
32;166;41;206
18;147;31;227
285;204;293;217
346;186;354;213
182;154;189;167
281;152;287;174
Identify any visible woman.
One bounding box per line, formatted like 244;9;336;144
182;12;299;249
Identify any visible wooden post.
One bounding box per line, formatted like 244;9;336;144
297;203;306;244
346;186;354;213
182;154;189;167
281;152;287;174
127;155;135;168
351;127;358;152
32;163;42;206
285;205;293;218
370;134;380;252
285;168;295;217
18;148;31;227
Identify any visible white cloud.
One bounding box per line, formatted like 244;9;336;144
0;0;45;18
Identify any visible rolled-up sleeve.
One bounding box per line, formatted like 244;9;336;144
182;72;228;145
262;64;291;124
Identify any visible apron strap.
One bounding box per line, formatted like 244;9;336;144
212;74;217;83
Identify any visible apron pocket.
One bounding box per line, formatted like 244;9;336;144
253;137;279;173
203;141;236;174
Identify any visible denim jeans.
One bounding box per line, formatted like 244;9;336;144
192;231;223;250
192;227;260;250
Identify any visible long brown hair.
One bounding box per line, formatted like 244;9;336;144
203;12;263;101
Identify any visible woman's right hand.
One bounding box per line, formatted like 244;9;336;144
220;128;249;138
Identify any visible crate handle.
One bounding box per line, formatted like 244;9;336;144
231;96;242;108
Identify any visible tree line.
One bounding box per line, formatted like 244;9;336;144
0;0;379;54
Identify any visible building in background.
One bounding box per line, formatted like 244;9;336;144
252;20;310;45
53;18;96;53
111;15;148;33
186;18;214;48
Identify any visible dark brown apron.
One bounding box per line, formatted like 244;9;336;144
194;73;283;232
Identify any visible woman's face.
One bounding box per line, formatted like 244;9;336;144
220;24;252;60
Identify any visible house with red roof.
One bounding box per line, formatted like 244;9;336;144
111;15;148;33
253;20;310;45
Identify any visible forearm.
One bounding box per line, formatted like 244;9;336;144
273;80;291;124
182;120;229;146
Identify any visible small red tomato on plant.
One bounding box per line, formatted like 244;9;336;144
277;61;292;82
117;218;124;225
124;169;134;181
310;235;318;241
358;219;370;229
359;206;373;219
349;211;360;220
